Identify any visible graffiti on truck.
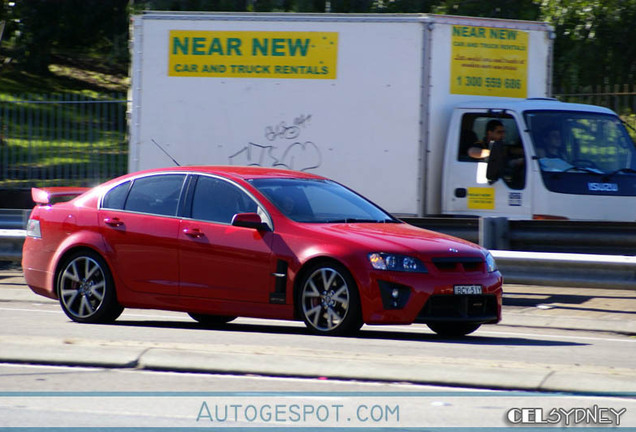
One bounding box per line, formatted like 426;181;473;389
229;114;322;171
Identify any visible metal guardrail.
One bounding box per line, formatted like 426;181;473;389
402;217;636;256
2;214;636;289
492;251;636;290
0;229;26;262
0;209;31;230
0;209;29;262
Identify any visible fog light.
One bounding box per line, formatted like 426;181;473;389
378;281;411;310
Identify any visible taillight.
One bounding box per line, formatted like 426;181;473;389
26;219;41;238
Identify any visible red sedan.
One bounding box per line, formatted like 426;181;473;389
22;166;502;337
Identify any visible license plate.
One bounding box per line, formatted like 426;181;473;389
453;284;483;295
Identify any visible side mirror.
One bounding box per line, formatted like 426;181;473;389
231;213;270;231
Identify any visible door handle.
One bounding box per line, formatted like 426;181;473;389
183;228;205;238
104;217;123;227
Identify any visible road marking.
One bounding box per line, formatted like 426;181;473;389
478;329;636;343
0;306;60;314
0;306;189;320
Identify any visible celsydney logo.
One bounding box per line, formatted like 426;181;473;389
588;182;618;192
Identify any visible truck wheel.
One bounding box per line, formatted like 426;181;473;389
57;251;123;323
298;262;362;336
427;322;481;337
188;313;236;326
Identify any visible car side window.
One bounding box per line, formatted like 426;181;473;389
191;176;258;224
102;181;131;210
124;174;186;216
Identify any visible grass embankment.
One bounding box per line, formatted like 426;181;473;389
0;54;130;188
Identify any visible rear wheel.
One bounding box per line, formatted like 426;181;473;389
298;262;362;336
57;251;123;323
427;322;481;337
188;313;236;326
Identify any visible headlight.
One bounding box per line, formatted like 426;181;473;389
368;253;428;273
485;252;498;273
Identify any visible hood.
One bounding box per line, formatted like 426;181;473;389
301;222;486;258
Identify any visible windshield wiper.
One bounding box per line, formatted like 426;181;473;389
603;168;636;180
562;165;604;175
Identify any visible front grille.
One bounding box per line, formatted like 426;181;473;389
416;294;498;323
431;257;484;272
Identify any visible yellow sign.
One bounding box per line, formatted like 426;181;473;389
450;25;528;98
169;30;338;79
468;187;495;210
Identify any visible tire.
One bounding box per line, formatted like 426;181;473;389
427;322;481;337
298;262;362;336
56;251;123;323
188;313;236;326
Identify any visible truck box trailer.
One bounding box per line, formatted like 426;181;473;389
130;12;636;221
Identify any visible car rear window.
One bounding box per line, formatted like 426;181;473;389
124;174;186;216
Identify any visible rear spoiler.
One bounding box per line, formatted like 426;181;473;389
31;187;90;205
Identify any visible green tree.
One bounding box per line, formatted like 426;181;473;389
12;0;58;73
432;0;540;20
5;0;636;92
537;0;636;89
10;0;129;73
370;0;436;13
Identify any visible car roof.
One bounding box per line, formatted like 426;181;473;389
124;165;326;181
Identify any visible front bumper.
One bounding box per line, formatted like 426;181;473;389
359;270;503;325
415;293;499;324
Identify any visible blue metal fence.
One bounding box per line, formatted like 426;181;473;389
0;94;128;189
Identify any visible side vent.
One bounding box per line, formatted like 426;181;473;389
269;260;288;304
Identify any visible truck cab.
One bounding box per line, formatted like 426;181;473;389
442;99;636;221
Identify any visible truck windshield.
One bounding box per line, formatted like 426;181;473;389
525;110;636;196
525;110;636;174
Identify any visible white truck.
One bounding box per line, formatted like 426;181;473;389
130;12;636;221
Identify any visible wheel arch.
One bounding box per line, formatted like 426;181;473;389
292;256;361;321
53;246;114;297
54;244;124;323
48;229;110;294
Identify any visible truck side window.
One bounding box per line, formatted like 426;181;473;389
458;129;480;162
457;113;526;189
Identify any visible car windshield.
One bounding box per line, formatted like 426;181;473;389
525;110;636;175
249;178;396;223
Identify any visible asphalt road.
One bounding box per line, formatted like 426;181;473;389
1;267;635;390
1;266;636;428
2;363;635;428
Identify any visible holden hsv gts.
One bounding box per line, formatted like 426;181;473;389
22;166;502;337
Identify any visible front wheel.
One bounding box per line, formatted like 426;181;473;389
427;322;481;337
298;262;362;336
57;251;123;323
